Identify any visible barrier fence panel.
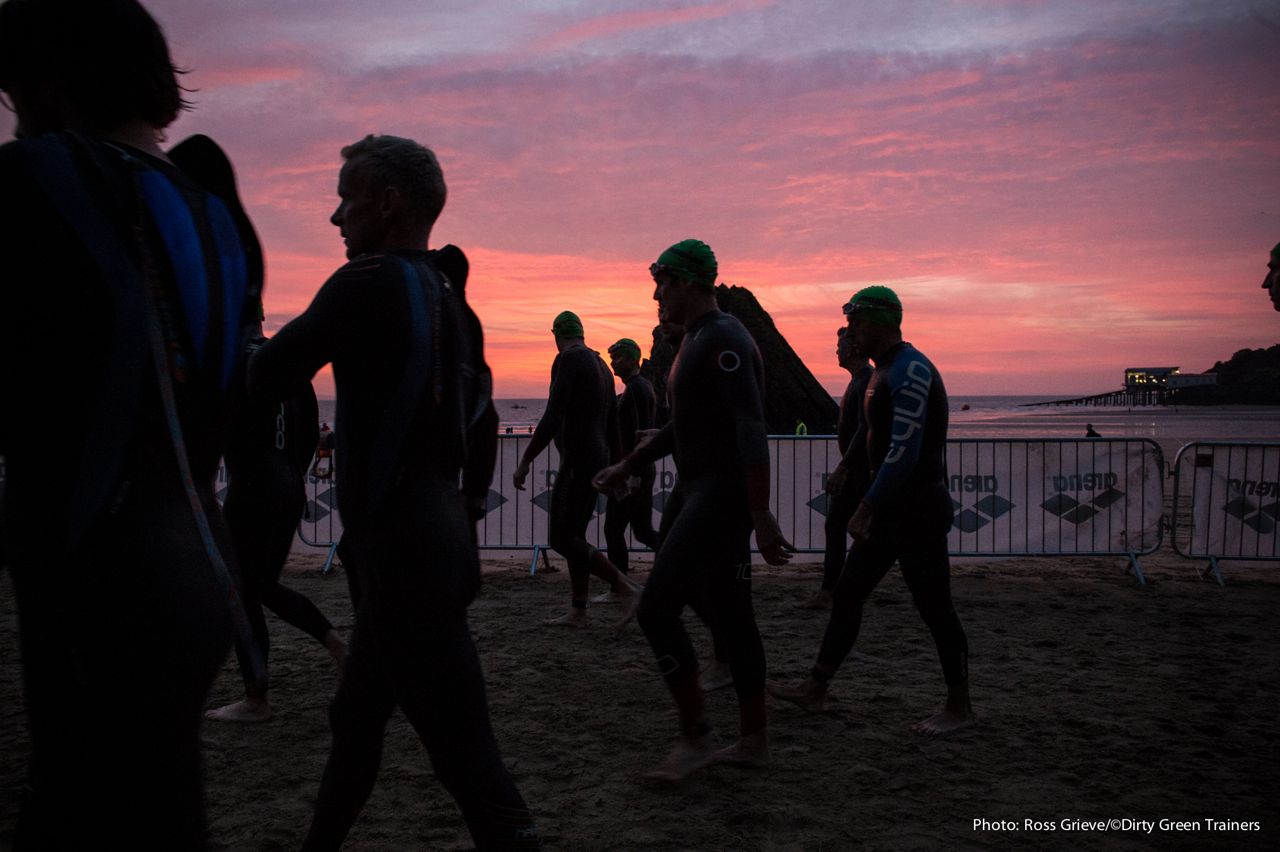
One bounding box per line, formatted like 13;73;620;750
945;439;1164;565
1172;442;1280;585
285;436;1165;580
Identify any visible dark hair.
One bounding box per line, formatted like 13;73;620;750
0;0;189;131
341;134;448;229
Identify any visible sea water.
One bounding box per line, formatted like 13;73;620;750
317;395;1278;464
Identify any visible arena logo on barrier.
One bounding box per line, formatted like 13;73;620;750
1040;471;1124;525
1222;481;1279;535
947;475;1014;533
304;482;337;523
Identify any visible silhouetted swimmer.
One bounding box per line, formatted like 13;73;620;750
251;134;538;849
512;312;639;627
1;1;260;844
801;326;871;611
595;239;794;781
769;286;974;737
601;337;659;578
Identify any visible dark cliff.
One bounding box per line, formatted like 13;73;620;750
640;284;840;434
1170;344;1280;405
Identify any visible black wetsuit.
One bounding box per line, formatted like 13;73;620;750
526;342;619;603
2;133;255;848
628;310;770;735
251;248;537;851
818;341;968;689
822;365;873;590
223;344;334;693
604;372;658;572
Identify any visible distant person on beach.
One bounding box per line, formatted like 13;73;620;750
801;326;872;610
205;315;348;724
1263;241;1280;312
312;421;335;479
250;134;538;850
770;286;974;737
594;239;795;780
0;0;259;844
602;337;659;576
512;312;639;625
1085;423;1101;438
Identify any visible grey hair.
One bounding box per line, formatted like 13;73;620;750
341;134;447;227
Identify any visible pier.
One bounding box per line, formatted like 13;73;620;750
1021;388;1171;408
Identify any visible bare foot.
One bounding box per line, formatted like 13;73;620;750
767;678;827;713
323;629;348;671
643;731;720;782
700;660;734;692
712;730;769;769
544;609;587;628
913;708;976;737
798;590;833;610
205;697;272;723
590;590;620;604
616;583;643;629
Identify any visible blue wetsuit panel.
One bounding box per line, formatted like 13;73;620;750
139;169;208;367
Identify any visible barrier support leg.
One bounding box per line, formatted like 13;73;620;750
321;543;338;576
1199;556;1224;587
1126;552;1146;586
529;545;541;576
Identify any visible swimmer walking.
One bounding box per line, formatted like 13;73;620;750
595;239;794;781
770;286;974;736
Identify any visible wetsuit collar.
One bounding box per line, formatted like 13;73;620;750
684;307;722;335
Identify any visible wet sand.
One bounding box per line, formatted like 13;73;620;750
2;549;1278;850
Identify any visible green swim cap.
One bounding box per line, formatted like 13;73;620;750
551;310;584;340
608;338;642;361
652;239;717;288
843;285;903;329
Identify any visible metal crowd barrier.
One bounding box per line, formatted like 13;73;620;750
1171;442;1280;585
296;436;1167;581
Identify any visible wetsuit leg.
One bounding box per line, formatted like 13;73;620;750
547;466;602;604
13;483;234;849
636;487;699;693
301;608;394;852
898;532;969;688
821;488;858;591
603;492;630;573
815;525;900;673
628;467;659;551
261;584;336;644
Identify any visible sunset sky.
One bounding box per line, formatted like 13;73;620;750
8;0;1277;398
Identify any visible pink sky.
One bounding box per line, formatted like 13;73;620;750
8;1;1277;397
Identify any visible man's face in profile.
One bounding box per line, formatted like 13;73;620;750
330;156;386;260
610;351;638;379
1264;252;1280;312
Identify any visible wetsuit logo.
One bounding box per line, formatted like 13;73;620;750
717;349;741;373
1222;478;1279;534
884;359;931;466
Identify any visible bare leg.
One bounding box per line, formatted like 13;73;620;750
913;684;975;736
323;629;348;669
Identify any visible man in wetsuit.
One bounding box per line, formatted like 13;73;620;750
1262;241;1280;312
800;326;872;610
250;134;538;850
1;1;257;845
513;312;638;626
770;286;974;737
594;239;795;780
602;338;659;575
206;316;348;723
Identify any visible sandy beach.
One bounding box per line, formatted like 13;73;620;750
2;547;1278;851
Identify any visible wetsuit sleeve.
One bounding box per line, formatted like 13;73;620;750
617;387;637;455
606;388;622;464
711;328;772;510
862;354;931;508
249;260;370;400
522;353;569;464
634;377;656;431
